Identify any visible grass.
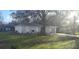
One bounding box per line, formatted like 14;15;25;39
75;32;79;35
0;32;78;49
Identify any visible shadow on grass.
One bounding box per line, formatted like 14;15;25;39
15;35;76;49
0;33;78;49
9;35;79;49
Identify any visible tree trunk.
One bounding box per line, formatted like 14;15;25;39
56;27;60;33
41;25;46;35
40;11;46;35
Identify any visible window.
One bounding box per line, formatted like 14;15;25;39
6;28;10;31
31;30;35;33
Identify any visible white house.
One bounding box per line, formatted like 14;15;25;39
14;22;57;35
15;25;41;34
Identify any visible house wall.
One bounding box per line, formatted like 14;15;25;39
15;25;41;34
0;26;15;32
15;25;23;33
15;25;56;35
45;26;56;35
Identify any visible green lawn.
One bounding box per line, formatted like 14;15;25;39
0;32;78;49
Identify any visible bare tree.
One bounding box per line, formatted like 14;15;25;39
10;10;70;35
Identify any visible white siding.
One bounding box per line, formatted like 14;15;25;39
15;25;56;35
15;25;23;33
45;26;56;35
15;25;41;34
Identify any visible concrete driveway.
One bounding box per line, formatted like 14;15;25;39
56;33;79;39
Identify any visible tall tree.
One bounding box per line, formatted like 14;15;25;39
67;11;79;34
46;10;70;33
40;10;47;35
11;10;70;35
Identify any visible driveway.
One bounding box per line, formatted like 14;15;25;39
56;33;79;39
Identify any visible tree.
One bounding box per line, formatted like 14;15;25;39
11;10;48;35
11;10;70;35
67;11;79;34
70;14;78;35
11;10;41;23
39;10;47;35
46;10;70;33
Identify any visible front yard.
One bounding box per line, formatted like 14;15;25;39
0;32;78;49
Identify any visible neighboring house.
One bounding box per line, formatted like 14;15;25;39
0;24;15;32
15;22;57;35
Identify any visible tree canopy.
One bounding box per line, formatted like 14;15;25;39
11;10;76;34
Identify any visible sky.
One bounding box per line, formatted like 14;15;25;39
0;10;15;24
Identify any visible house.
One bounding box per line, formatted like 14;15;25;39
0;24;15;32
14;22;57;35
